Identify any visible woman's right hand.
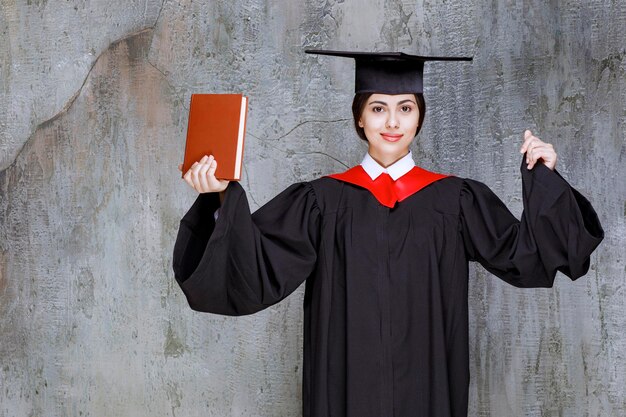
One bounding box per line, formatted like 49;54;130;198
179;155;230;194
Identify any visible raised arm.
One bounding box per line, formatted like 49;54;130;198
460;132;603;287
173;158;321;315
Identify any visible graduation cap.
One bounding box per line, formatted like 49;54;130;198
305;50;472;94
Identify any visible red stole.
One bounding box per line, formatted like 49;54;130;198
327;165;450;208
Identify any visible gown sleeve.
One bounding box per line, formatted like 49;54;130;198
172;181;321;315
460;156;604;288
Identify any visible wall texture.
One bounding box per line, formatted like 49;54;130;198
0;1;624;416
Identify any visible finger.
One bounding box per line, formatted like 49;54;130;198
521;131;533;153
527;145;553;169
197;161;212;192
527;143;550;160
530;146;556;169
524;138;535;162
521;130;546;154
524;129;533;145
527;143;540;168
189;162;204;190
199;159;212;177
524;136;545;163
183;170;196;190
203;157;218;186
190;161;208;185
527;143;544;167
520;130;532;153
208;159;218;177
196;155;214;177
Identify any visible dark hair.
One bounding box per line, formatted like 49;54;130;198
351;93;426;141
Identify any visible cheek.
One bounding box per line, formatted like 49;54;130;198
404;113;420;132
362;114;385;131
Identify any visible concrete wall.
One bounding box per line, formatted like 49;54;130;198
1;0;624;416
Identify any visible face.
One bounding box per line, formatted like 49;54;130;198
358;93;420;167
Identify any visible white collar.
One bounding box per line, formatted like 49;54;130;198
360;151;416;181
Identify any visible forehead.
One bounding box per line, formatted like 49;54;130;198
368;93;416;104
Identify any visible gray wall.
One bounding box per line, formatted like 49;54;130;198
1;0;624;416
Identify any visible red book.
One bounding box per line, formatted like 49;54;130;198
182;93;248;181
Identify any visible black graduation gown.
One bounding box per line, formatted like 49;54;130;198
172;157;603;417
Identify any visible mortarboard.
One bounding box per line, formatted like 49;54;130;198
305;50;472;94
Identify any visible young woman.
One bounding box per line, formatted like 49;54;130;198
173;51;603;417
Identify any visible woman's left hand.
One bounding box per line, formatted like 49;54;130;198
519;129;557;171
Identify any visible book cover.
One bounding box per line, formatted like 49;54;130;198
182;93;248;181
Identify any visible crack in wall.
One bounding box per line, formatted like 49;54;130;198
1;0;169;175
247;117;351;168
0;26;169;176
291;151;349;168
251;118;351;143
152;0;167;33
146;58;174;89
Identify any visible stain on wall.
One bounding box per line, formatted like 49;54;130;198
0;0;624;416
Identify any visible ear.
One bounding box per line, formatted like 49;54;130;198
358;119;364;128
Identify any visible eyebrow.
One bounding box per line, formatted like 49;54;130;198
368;99;417;106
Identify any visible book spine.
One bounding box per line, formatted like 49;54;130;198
234;96;248;180
181;94;196;178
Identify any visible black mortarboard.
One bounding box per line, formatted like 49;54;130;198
305;50;472;94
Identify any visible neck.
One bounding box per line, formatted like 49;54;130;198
368;151;410;168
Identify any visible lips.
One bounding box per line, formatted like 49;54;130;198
380;133;403;142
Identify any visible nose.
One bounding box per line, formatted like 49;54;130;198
386;111;399;129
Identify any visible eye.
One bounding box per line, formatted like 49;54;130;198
372;106;384;113
400;105;412;113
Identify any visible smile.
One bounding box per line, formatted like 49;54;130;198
380;133;403;142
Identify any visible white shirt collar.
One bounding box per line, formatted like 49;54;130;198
360;151;416;181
